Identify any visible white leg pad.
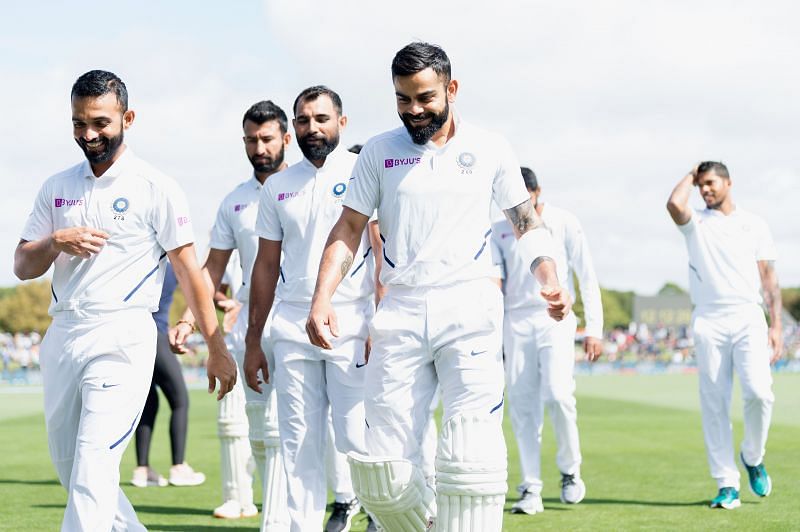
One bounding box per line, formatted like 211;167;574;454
218;379;254;505
348;452;436;532
246;393;289;530
435;413;507;532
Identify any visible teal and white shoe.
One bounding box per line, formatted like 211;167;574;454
710;487;741;510
741;453;772;497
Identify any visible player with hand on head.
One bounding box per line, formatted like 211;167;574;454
491;167;603;515
170;101;292;526
667;161;782;510
306;43;569;532
14;69;236;532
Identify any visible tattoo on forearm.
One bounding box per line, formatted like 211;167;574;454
531;256;554;274
340;252;354;278
505;199;541;234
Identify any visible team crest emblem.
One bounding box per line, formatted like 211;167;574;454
332;182;347;198
457;152;476;169
111;197;129;220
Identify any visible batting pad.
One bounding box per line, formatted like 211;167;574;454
435;412;507;531
348;452;436;531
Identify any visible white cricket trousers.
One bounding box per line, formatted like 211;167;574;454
364;279;506;470
504;308;580;494
41;309;156;532
270;299;370;532
692;304;774;490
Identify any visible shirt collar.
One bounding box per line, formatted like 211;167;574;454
81;146;134;180
301;143;347;173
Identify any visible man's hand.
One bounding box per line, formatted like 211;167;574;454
689;164;700;186
206;347;237;401
220;300;241;334
168;322;193;354
768;326;783;364
243;343;270;394
540;285;572;321
306;298;339;350
52;227;110;258
584;336;603;362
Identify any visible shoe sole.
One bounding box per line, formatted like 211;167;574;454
560;479;586;504
711;499;741;510
740;453;772;497
510;507;544;515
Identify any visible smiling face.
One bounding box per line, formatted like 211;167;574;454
696;170;732;209
394;67;457;145
292;94;345;164
71;92;133;171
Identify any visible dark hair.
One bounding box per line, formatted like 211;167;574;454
521;167;539;191
392;42;451;81
348;144;363;154
71;70;128;112
293;86;342;117
697;161;730;179
243;100;288;133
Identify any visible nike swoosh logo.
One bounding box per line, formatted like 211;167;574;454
470;350;487;357
349;176;357;181
102;383;120;389
355;362;367;368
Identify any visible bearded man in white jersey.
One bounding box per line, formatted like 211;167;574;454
491;167;603;515
171;101;292;527
306;43;570;532
244;86;378;532
14;69;237;532
667;161;782;510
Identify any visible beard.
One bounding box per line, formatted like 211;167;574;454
400;102;449;145
249;145;286;174
75;129;124;165
298;132;339;161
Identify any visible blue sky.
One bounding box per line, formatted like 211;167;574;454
2;1;798;293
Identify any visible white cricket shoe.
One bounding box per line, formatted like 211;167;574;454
131;466;168;488
511;490;544;514
168;463;206;487
213;499;258;519
560;473;586;504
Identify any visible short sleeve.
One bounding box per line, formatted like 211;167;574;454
343;145;380;217
256;182;283;241
491;136;529;211
20;180;54;242
755;218;777;261
209;199;236;250
675;211;696;235
152;178;195;251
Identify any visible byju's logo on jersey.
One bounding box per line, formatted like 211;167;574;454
384;157;421;169
233;203;248;212
110;197;129;220
54;198;84;208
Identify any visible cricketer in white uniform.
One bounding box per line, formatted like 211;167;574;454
14;70;237;532
171;101;292;527
244;86;375;532
307;43;570;532
667;161;782;510
491;167;603;514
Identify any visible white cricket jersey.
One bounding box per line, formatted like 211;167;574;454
344;117;529;288
491;203;604;337
256;146;373;304
209;176;262;303
20;149;194;315
677;207;776;307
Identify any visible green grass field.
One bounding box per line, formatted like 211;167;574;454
1;373;798;531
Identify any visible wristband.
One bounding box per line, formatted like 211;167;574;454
517;228;557;274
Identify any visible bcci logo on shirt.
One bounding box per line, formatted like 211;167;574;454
457;152;476;174
111;197;129;220
332;182;347;200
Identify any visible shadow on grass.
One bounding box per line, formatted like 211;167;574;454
0;478;60;486
543;497;708;508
